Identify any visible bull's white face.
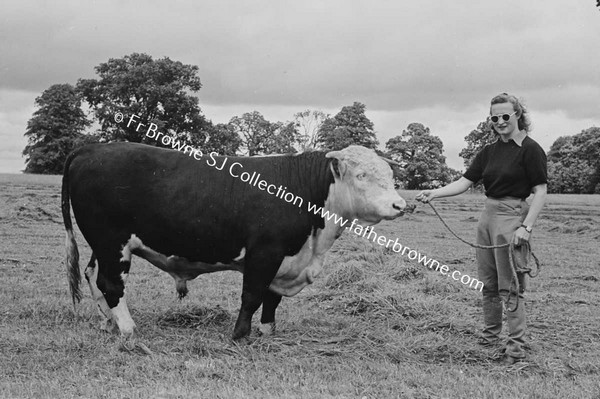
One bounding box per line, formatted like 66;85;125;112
326;146;406;224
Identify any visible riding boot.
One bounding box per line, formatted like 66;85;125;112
481;295;503;345
505;299;526;360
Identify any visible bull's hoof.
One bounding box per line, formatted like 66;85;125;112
258;322;276;336
231;335;254;346
232;325;251;341
100;317;117;333
118;339;153;356
119;327;135;340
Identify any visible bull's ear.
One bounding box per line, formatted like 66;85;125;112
325;150;342;159
325;151;346;179
329;159;341;178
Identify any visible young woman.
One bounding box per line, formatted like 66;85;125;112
416;93;547;364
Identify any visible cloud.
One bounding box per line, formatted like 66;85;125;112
0;0;598;173
0;89;36;172
2;1;599;111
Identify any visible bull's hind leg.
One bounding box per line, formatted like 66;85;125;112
84;253;115;332
94;236;138;337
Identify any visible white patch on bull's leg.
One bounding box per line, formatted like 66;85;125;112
84;261;114;331
258;322;276;336
112;298;135;337
113;239;137;336
111;275;136;338
234;247;246;262
120;234;143;262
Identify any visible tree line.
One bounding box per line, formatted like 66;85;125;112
23;53;598;193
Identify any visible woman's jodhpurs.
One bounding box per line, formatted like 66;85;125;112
476;197;530;359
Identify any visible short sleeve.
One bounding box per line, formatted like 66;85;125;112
524;142;548;187
463;148;485;184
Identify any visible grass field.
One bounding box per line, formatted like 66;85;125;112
1;173;599;399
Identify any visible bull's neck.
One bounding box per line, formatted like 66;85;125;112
324;181;374;228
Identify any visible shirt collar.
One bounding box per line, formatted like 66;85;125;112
498;130;527;147
512;130;527;147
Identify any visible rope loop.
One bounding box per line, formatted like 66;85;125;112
425;201;541;312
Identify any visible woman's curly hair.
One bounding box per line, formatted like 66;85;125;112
490;93;532;133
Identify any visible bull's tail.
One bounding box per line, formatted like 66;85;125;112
62;151;82;306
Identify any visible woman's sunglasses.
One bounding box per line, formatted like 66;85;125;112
490;111;517;123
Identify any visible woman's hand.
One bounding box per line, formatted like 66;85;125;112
513;227;531;246
415;178;473;203
415;190;436;203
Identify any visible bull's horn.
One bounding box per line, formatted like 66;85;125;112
380;157;402;166
325;150;343;159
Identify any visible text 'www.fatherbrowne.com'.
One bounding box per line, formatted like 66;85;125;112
117;112;484;291
307;203;484;291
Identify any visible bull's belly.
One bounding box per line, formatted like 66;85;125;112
123;234;320;298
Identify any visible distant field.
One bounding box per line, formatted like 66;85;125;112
1;173;599;398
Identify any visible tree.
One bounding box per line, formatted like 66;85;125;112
22;84;95;174
266;121;299;154
386;123;458;189
293;109;328;151
228;111;298;156
203;123;242;156
547;127;600;193
547;159;595;194
459;120;497;169
572;127;600;192
547;136;570;162
76;53;212;145
317;102;378;151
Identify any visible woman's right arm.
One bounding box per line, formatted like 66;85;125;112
415;177;474;203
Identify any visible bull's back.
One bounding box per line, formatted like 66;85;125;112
66;143;318;263
67;143;245;262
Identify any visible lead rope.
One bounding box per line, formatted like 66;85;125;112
424;201;541;312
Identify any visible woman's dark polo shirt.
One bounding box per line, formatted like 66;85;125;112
463;135;548;199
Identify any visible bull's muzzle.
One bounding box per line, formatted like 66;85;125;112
392;199;419;217
392;198;408;216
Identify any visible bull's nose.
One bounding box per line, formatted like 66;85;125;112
392;198;407;212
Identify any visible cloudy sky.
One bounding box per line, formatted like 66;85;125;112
1;0;599;173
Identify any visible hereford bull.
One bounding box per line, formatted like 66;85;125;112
62;143;406;339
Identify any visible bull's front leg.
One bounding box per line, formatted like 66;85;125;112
232;248;283;340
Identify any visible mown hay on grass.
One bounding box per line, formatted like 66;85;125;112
420;275;462;295
158;305;232;329
327;293;418;321
325;261;365;289
392;265;424;281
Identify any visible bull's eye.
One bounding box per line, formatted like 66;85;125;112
356;173;366;180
